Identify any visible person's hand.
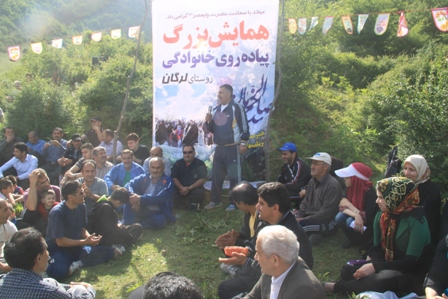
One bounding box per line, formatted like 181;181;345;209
205;113;212;122
215;230;239;249
82;183;93;198
353;263;375;280
353;214;365;234
49;140;61;147
239;144;248;154
70;282;93;290
57;157;66;166
85;234;101;246
218;252;247;266
64;171;75;179
5;134;14;142
129;194;141;205
299;189;306;198
44;142;51;149
339;198;350;207
180;186;190;196
29;169;40;186
131;203;140;212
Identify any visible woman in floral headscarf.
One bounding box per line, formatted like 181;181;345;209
403;155;442;245
323;177;432;296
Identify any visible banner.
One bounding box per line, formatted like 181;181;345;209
397;12;409;37
298;18;307;35
31;42;42;54
7;46;20;61
52;38;63;48
72;35;83;45
357;14;369;34
288;18;297;34
111;29;122;39
309;17;318;31
91;32;102;42
152;0;278;180
322;16;334;34
432;8;448;32
128;26;140;38
342;15;353;34
375;13;390;35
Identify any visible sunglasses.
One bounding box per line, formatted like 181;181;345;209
183;151;194;154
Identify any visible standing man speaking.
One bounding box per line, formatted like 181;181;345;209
205;84;250;211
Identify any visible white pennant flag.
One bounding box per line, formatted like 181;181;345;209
52;39;63;48
111;29;121;39
309;17;318;31
31;42;43;54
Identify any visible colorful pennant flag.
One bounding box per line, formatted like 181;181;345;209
432;8;448;32
322;16;334;34
111;29;121;39
397;12;409;37
309;17;318;31
375;13;390;35
288;18;297;34
342;16;353;34
91;32;102;42
128;26;140;38
72;35;83;45
52;39;63;48
7;46;20;61
298;18;307;35
31;42;43;54
357;14;369;34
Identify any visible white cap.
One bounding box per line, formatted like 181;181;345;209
307;152;331;165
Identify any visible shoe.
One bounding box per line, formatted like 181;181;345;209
309;234;323;245
204;202;222;210
225;204;237;211
220;263;239;277
68;260;83;276
341;239;354;249
112;244;126;255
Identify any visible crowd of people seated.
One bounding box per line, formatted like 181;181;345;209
0;113;447;299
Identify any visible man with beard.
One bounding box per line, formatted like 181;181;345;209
92;146;114;179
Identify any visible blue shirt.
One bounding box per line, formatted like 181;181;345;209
99;139;123;157
46;201;86;246
103;162;145;194
43;139;67;163
0;154;38;180
26;139;46;155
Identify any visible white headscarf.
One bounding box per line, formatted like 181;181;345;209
404;154;430;185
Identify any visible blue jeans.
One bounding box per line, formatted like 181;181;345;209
123;204;168;229
47;241;115;280
335;212;361;244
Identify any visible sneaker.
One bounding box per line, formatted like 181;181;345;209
225;204;237;211
68;260;83;276
308;234;323;246
112;244;126;255
204;202;222;210
220;263;240;277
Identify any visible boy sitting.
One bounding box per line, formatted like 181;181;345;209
88;187;142;247
35;189;58;236
0;179;15;206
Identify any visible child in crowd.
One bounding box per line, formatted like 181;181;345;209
0;178;15;206
5;175;24;203
35;189;58;236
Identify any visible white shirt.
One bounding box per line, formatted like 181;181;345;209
270;262;296;299
0;154;38;180
99;139;123;157
0;221;17;265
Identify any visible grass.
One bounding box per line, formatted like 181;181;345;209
63;197;359;299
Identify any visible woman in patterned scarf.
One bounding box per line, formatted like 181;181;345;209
323;177;432;296
404;154;442;245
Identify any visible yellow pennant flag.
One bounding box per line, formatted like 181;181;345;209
72;35;83;45
111;29;121;39
288;18;297;34
128;26;140;39
31;42;43;54
342;16;353;34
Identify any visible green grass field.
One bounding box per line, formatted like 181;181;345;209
64;197;357;299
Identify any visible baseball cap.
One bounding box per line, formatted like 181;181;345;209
278;142;297;152
90;116;102;122
335;163;372;180
307;152;331;165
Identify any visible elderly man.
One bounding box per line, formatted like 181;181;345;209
42;127;67;185
76;160;108;214
26;131;46;156
124;157;175;229
99;129;123;161
92;146;114;179
204;84;250;211
46;181;116;280
0;228;96;298
0;142;38;189
0;198;16;274
0;127;23;166
277;142;311;200
217;182;313;299
243;225;325;299
296;152;343;245
171;145;207;209
104;149;144;195
143;146;171;176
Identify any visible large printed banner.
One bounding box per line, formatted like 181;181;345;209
152;0;279;180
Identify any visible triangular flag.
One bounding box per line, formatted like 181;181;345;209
309;17;318;31
7;46;20;61
374;13;390;35
322;16;334;34
357;14;369;34
72;35;83;45
52;39;63;48
342;16;353;34
111;29;121;39
288;18;297;34
31;42;42;54
298;18;307;35
91;32;102;42
128;26;140;38
431;8;448;32
397;12;409;37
